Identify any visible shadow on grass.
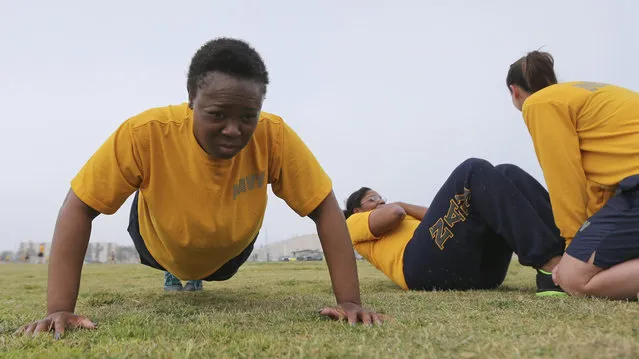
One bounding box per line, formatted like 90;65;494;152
493;285;530;293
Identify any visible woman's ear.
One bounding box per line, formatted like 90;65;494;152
353;208;361;214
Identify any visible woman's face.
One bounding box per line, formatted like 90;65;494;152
355;190;386;213
191;72;264;159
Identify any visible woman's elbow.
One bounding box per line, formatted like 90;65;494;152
390;205;407;219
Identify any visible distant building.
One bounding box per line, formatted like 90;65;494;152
85;243;140;264
249;234;362;262
116;246;141;264
250;234;322;262
16;241;139;264
84;242;118;263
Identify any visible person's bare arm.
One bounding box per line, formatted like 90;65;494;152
392;202;428;221
16;188;99;338
309;190;382;325
368;204;406;237
48;189;99;313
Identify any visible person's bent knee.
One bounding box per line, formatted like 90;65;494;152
554;255;600;297
494;163;523;176
553;267;586;297
459;157;493;171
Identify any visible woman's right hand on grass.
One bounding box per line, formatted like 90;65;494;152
19;189;101;340
15;311;97;339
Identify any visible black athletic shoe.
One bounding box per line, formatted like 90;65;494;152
536;269;567;297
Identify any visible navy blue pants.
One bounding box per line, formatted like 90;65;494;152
403;158;565;291
566;174;639;269
127;191;256;281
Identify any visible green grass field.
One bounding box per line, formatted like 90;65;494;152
1;260;638;358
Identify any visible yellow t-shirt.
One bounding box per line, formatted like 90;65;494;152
522;81;639;247
71;103;332;279
346;211;421;289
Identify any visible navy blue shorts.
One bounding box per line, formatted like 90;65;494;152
566;174;639;269
127;191;257;281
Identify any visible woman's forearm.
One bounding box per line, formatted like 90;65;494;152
310;191;361;305
47;190;98;314
395;202;428;220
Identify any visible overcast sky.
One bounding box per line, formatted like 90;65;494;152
1;1;637;252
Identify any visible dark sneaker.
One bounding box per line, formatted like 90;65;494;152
184;280;203;292
164;271;183;292
536;269;566;297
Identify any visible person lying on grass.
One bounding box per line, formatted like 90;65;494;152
506;50;639;300
16;37;383;339
344;158;566;295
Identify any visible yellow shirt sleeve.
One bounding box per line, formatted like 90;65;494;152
269;121;333;217
346;212;379;244
70;120;143;214
523;101;589;246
